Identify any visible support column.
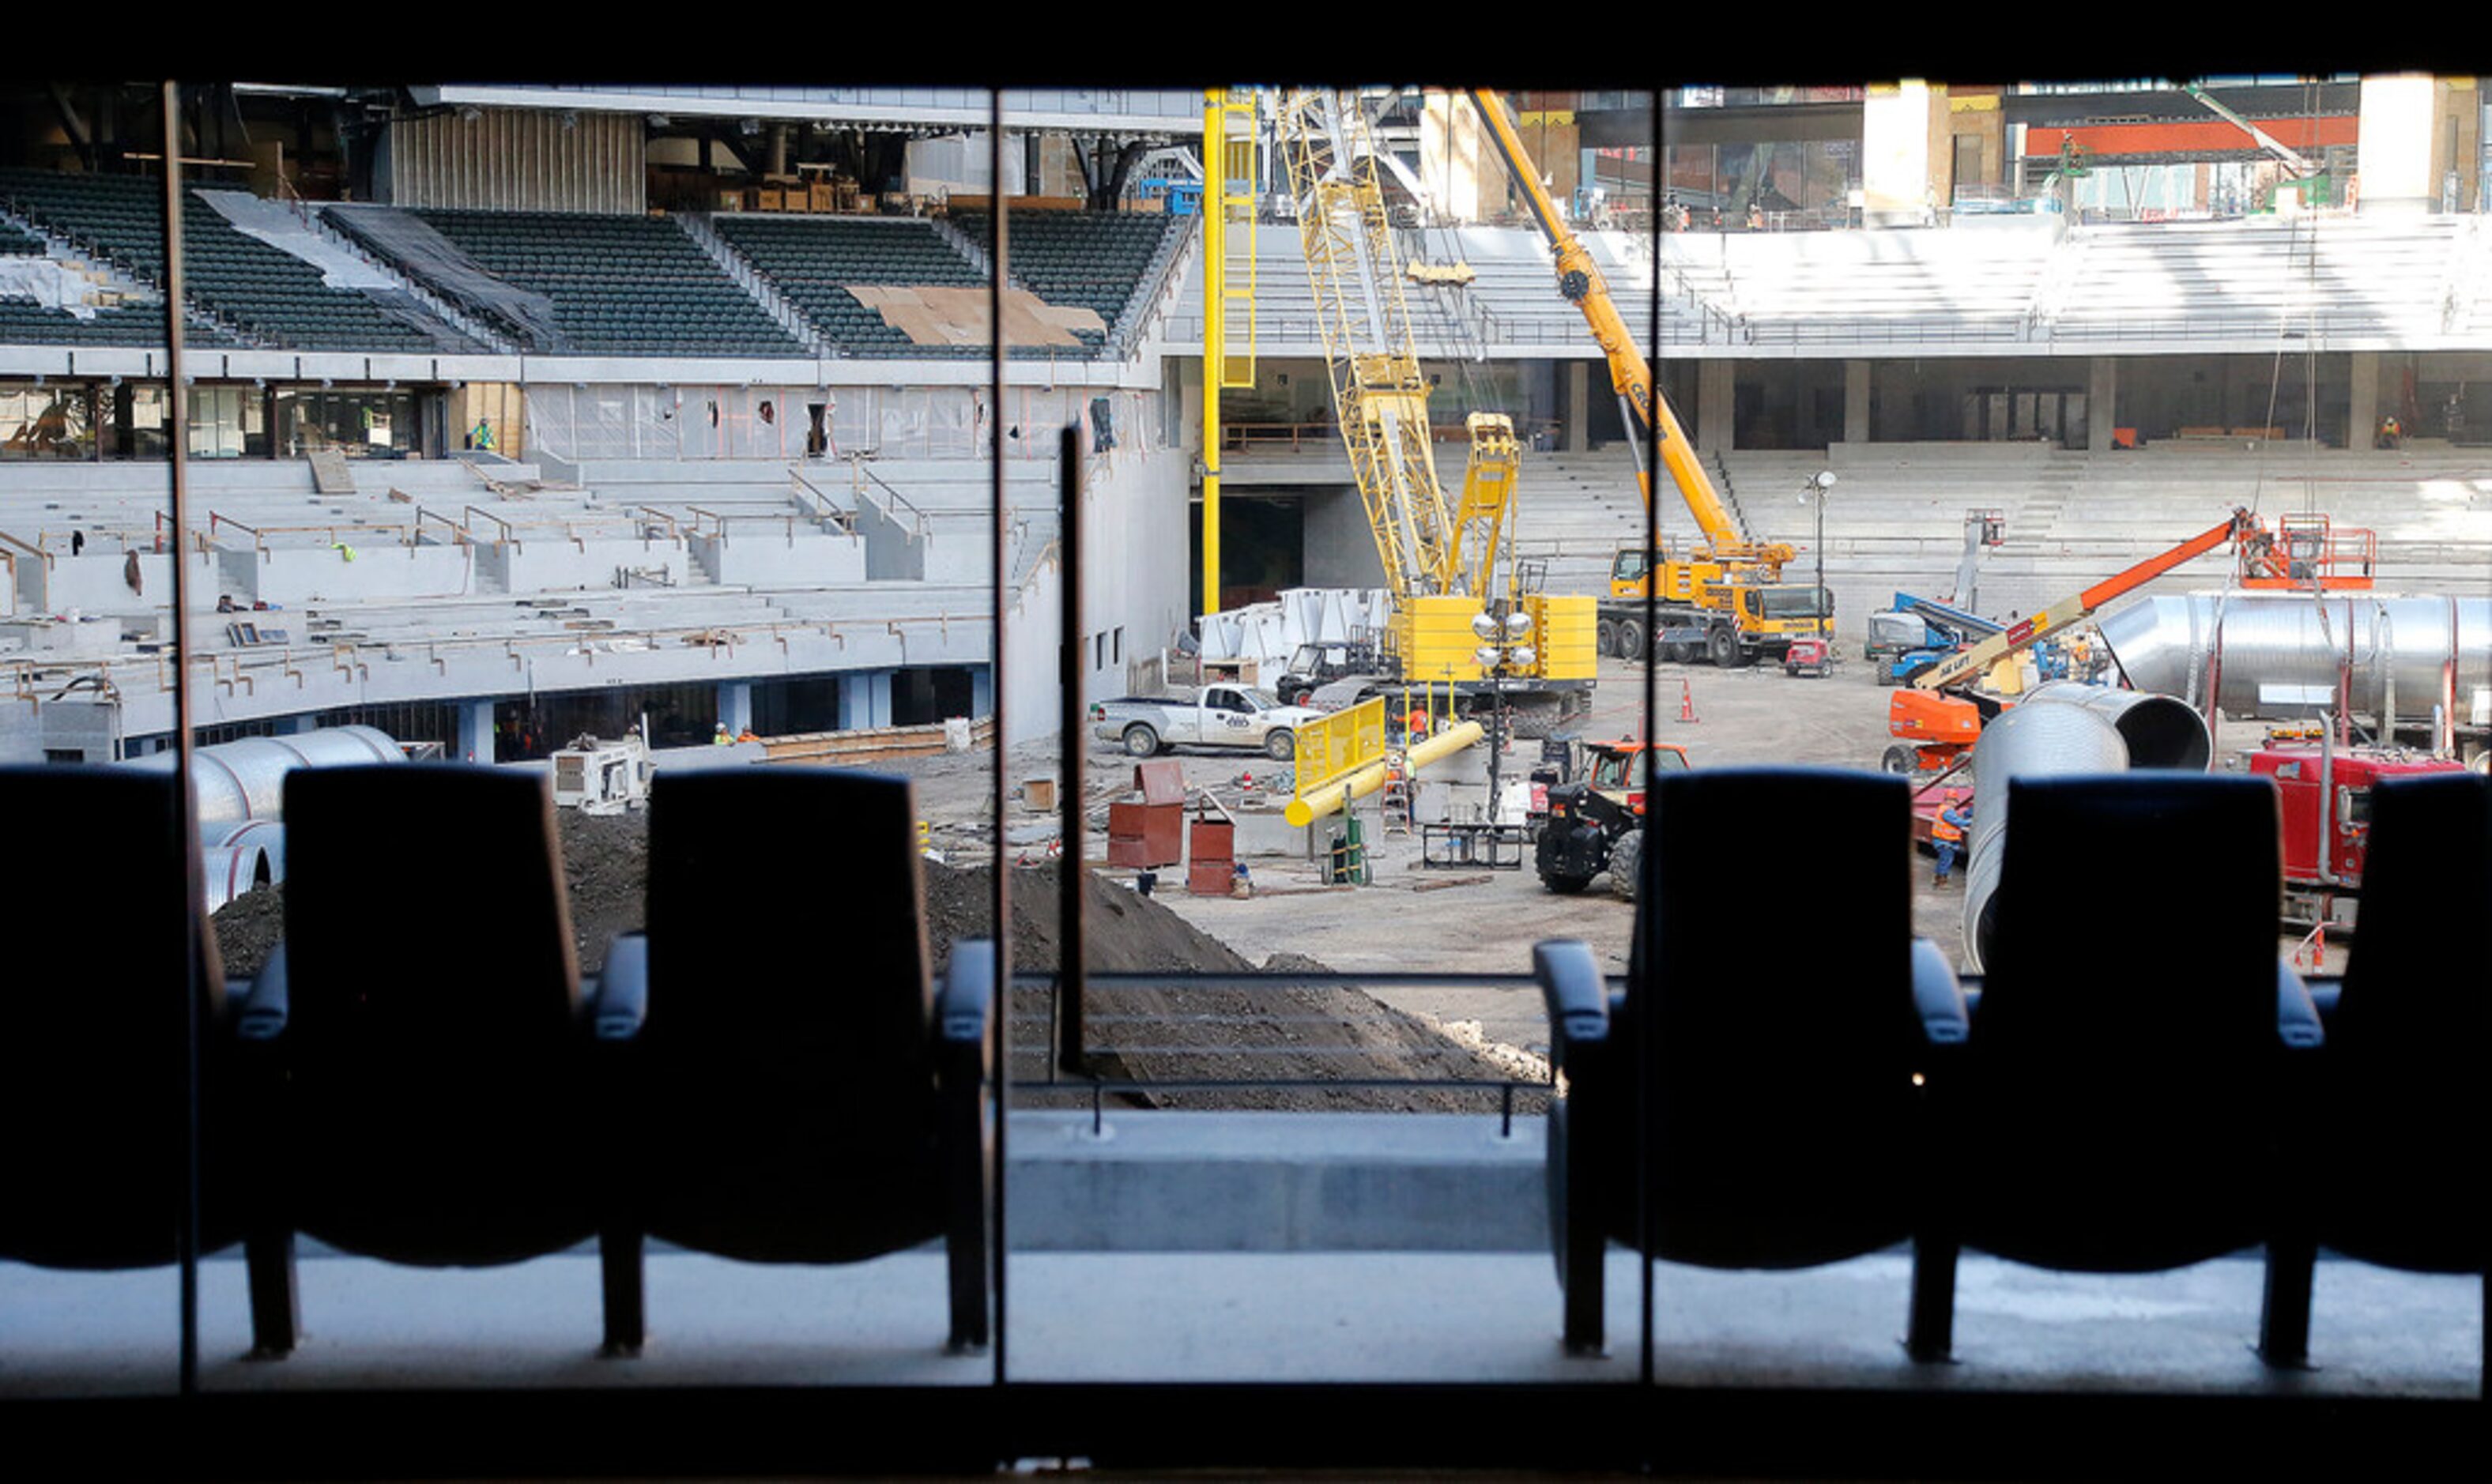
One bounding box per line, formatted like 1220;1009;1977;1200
714;680;753;736
971;665;995;719
1697;360;1736;453
839;672;871;730
454;699;496;764
2348;352;2381;451
2087;357;2117;452
868;670;895;729
1844;360;1872;445
1566;361;1591;453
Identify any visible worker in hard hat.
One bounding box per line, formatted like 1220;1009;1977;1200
712;723;733;746
1932;798;1971;887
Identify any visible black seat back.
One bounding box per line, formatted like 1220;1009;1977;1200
1625;766;1921;1267
637;768;942;1263
2318;770;2490;1271
281;763;591;1262
0;766;233;1268
1966;772;2282;1271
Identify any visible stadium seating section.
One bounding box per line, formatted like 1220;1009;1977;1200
412;209;804;358
0;170;468;353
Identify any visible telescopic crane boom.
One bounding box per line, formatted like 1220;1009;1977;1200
1465;87;1790;571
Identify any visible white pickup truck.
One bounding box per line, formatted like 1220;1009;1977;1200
1090;685;1325;761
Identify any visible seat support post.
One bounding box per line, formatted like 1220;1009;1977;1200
1906;1233;1958;1363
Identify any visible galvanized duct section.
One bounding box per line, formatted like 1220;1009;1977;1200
202;838;273;914
1958;684;2214;973
125;725;402;827
2099;593;2492;731
1960;701;2130;974
2019;681;2214;770
383;108;646;214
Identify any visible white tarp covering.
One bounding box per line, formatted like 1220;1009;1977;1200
194;190;402;290
0;256;112;317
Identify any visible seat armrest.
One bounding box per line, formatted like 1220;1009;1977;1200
2274;959;2324;1049
1910;937;1969;1047
236;940;288;1041
589;932;648;1042
1533;939;1609;1071
937;940;997;1068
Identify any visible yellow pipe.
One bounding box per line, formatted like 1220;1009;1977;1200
1285;721;1484;827
1285;759;1390;827
1201;89;1223;620
1405;719;1485;770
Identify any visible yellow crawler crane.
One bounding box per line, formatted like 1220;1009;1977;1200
1272;87;1593;726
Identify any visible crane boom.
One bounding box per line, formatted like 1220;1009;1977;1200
1910;508;2257;694
1465;87;1785;568
1276;88;1457;605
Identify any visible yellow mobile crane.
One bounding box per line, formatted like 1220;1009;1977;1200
1465;89;1831;669
1273;87;1595;727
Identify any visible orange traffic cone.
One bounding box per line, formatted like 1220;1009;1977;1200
1676;678;1700;725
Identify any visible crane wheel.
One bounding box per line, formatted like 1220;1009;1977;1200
1596;617;1619;657
1706;627;1744;668
1616;619;1646;665
1542;871;1593;895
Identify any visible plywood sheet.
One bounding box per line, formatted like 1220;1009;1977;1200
846;284;1105;348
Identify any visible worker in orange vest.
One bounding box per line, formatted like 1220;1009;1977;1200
1932;798;1971;887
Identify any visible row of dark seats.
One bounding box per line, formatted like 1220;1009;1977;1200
1535;766;2486;1372
0;764;990;1358
9;759;2474;1374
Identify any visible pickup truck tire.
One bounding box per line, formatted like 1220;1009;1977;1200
1122;724;1162;758
1264;729;1296;762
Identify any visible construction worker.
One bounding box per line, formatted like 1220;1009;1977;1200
1932;798;1972;887
712;723;733;746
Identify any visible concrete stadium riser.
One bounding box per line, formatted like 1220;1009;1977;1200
21;549;219;613
482;535;699;593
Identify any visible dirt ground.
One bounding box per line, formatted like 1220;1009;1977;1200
209;798;1539;1114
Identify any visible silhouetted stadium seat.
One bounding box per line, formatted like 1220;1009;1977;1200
1532;766;1955;1354
1905;773;2320;1362
2257;770;2490;1372
240;763;638;1358
591;768;993;1355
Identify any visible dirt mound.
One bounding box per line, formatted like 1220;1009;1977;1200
926;861;1534;1113
209;809;1536;1113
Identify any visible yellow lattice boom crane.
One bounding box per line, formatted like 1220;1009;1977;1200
1273;86;1593;728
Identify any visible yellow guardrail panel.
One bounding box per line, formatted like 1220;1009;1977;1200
1293;695;1387;801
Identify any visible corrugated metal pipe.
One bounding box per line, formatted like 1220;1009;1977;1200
2098;593;2490;731
1959;684;2211;972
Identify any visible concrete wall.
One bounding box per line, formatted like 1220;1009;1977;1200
239;543;477;605
20;550;222;615
696;530;868;587
1302;488;1390;589
481;534;696;593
